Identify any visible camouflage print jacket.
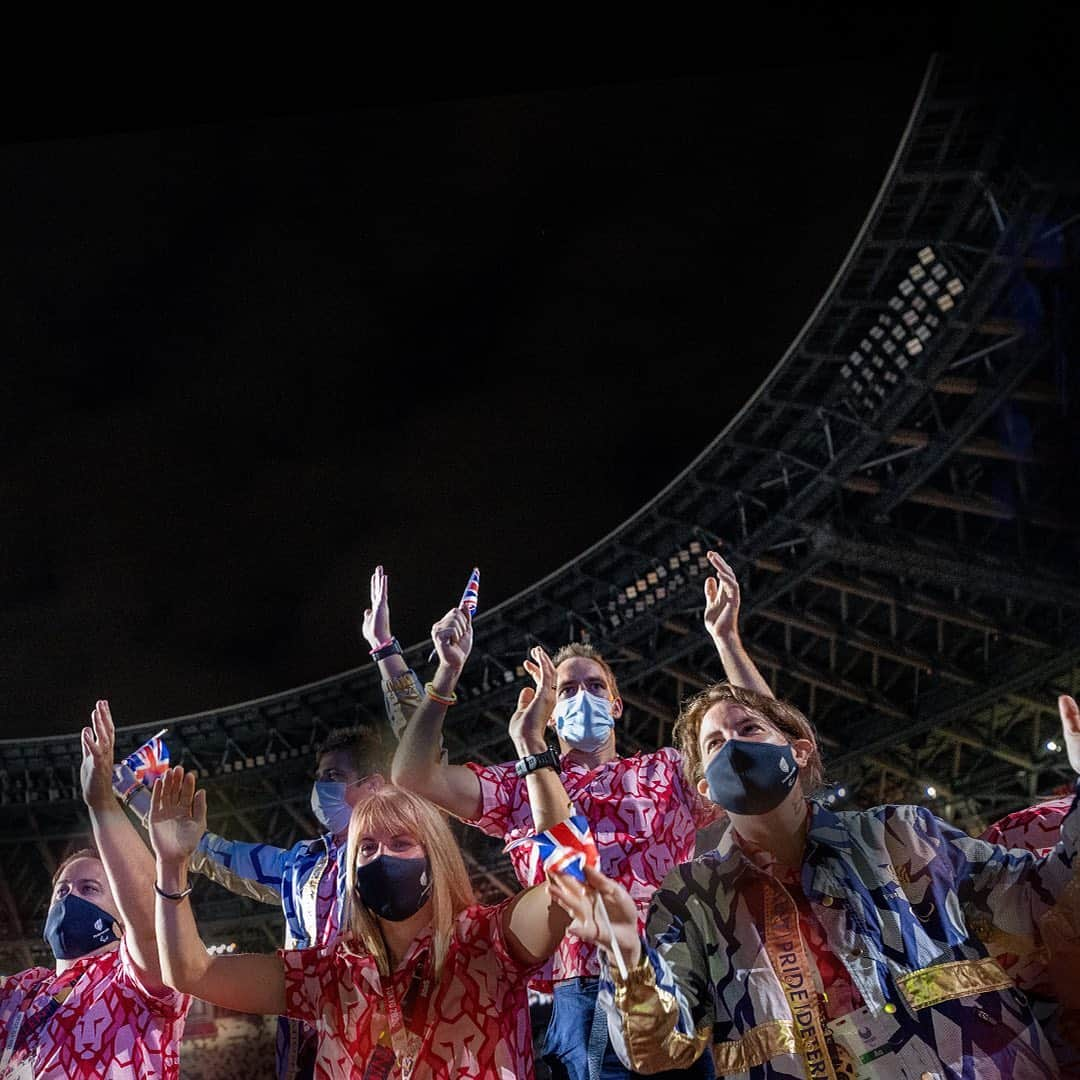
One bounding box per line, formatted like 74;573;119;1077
600;786;1079;1080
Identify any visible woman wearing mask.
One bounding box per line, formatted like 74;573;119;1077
147;616;580;1080
550;683;1080;1079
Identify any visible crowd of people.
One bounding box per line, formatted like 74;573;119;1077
0;553;1077;1078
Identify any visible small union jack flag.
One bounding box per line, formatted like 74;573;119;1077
123;733;170;786
532;815;599;883
459;567;480;618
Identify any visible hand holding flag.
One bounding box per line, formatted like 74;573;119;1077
528;815;630;978
112;728;171;821
428;567;480;662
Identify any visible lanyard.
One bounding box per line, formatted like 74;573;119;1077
763;881;840;1080
377;955;435;1080
0;968;79;1072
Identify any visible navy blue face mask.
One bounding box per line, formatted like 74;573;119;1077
704;739;800;815
43;894;121;960
355;854;432;922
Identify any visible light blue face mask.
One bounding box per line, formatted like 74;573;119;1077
554;689;615;752
310;781;354;836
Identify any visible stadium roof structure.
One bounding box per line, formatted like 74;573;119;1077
2;56;1078;970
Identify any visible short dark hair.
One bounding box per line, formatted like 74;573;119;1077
314;726;386;777
52;847;101;888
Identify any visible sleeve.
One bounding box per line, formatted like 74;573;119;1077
382;669;425;742
116;938;191;1020
666;747;721;830
483;897;547;980
278;945;340;1027
981;797;1074;853
916;782;1080;940
189;831;289;905
599;865;715;1073
458;762;523;839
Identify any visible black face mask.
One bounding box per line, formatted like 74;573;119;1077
704;739;800;815
43;894;121;960
355;854;432;922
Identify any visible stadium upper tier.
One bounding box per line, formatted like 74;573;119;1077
2;56;1078;967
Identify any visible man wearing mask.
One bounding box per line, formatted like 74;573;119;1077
0;701;190;1079
188;726;384;1078
391;550;756;1080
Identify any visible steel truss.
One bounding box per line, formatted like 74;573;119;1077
2;57;1078;969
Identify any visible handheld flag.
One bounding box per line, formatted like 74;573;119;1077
524;814;628;978
533;815;599;883
123;730;171;786
459;567;480;619
427;567;481;662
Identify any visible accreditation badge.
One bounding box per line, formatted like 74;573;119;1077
829;1006;941;1079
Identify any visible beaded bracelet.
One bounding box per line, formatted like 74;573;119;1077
424;682;458;706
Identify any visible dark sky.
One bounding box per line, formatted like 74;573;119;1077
2;57;939;736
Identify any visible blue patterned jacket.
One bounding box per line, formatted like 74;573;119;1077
192;831;348;949
600;784;1080;1079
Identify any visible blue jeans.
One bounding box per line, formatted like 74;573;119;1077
541;978;715;1080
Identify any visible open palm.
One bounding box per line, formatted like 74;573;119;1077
148;766;207;862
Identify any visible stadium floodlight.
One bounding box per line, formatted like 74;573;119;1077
917;246;936;265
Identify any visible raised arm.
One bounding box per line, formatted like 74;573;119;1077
704;549;774;698
148;766;286;1014
500;645;575;963
363;565;426;743
391;607;483;820
81;700;165;992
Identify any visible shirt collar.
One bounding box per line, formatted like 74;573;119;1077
710;798;848;877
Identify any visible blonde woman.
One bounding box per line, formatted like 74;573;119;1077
148;759;573;1078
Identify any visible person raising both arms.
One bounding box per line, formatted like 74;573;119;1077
145;598;582;1079
549;688;1080;1079
390;550;752;1080
0;701;190;1079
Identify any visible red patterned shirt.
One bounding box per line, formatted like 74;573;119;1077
280;899;539;1079
464;747;719;985
982;796;1074;854
0;941;189;1080
979;795;1075;993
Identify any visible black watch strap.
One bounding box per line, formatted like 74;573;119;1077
370;638;402;663
515;746;561;778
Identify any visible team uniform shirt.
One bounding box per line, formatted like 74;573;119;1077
599;786;1080;1079
279;899;540;1079
463;747;719;987
0;941;189;1080
981;796;1080;1071
973;795;1076;992
732;829;864;1021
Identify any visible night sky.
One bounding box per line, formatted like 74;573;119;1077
0;52;1009;737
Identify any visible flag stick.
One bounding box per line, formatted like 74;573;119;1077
593;892;628;980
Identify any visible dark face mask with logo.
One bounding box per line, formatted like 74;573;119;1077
355;854;432;922
43;894;121;960
704;738;800;815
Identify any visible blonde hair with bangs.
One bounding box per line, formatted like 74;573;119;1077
344;786;474;979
